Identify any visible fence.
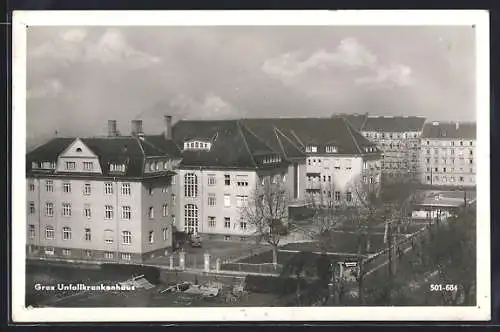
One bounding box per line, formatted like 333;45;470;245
221;262;283;275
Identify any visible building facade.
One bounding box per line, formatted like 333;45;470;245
26;117;181;263
360;115;427;184
420;121;476;187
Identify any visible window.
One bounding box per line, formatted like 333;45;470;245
240;222;247;230
28;225;35;239
208;193;216;207
326;145;338;153
363;176;367;183
345;159;352;170
184;204;199;234
224;235;231;241
83;162;94;171
105;205;113;220
85;250;92;258
171;175;176;185
172;194;176;206
224;174;231;186
426;176;431;181
161;228;168;241
122;231;132;245
62;249;71;257
104;252;114;259
470;168;474;173
122;206;131;220
208;174;216;186
45;226;55;240
306;145;318;153
110;164;125;173
62;227;72;240
84;204;91;218
148;231;154;244
104;230;114;244
65;162;76;170
28;180;35;191
208;216;216;228
28;201;35;214
469;159;473;164
161;186;169;193
443;168;447;173
63;182;71;193
459;176;464;182
121;183;131;195
346;192;352;202
334;191;341;202
184;173;198;197
148;207;154;220
162;203;168;217
148;185;154;196
104;183;113;194
236;195;248;207
83;183;91;195
460;141;463;146
44;247;55;256
224;217;231;229
45;180;54;192
237;175;249;186
121;253;132;261
84;228;91;241
62;203;71;217
224;194;231;208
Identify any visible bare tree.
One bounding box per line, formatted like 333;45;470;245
241;174;291;266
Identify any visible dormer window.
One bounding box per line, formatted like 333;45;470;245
326;145;338;153
306;145;317;153
184;140;212;151
109;163;126;173
65;161;76;170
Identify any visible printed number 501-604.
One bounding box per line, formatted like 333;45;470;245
430;284;458;292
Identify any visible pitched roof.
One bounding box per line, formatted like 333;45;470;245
362;116;427;132
26;135;181;178
242;117;379;155
421;122;476;139
332;113;368;131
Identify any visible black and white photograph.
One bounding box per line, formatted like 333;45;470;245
12;10;490;322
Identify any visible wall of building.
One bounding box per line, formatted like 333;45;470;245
420;138;476;187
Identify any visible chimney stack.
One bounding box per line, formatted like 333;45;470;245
131;120;143;137
164;115;173;140
108;120;118;137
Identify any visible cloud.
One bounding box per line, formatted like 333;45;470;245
31;28;160;68
262;37;412;89
169;93;243;119
27;79;65;99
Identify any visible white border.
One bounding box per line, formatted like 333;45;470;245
12;10;490;322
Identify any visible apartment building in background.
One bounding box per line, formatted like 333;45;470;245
420;121;476;187
26;117;181;263
170;119;308;242
243;118;383;207
360;115;427;184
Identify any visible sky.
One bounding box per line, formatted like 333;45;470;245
25;25;476;150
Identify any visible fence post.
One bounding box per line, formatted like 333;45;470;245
169;255;174;270
204;252;210;272
216;258;221;273
179;251;185;271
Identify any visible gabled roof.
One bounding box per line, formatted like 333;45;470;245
362;116;427;132
26;135;182;179
422;122;476;140
242;117;380;155
332;113;369;132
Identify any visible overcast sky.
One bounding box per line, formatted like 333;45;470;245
26;25;476;149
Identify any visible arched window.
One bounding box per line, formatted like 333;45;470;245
184;173;198;198
184;204;199;234
62;227;72;240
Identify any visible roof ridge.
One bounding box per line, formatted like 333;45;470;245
273;128;288;158
236;121;257;168
342;118;363;155
274;127;304;155
289;129;305;148
239;122;278;154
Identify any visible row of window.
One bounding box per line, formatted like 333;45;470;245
207;194;248;208
307;191;353;202
424;148;474;156
305;145;341;153
28;202;172;220
424;175;474;183
184;173;250;198
364;132;420;139
183;140;212;151
425;167;475;174
307;158;352;169
425;158;474;165
207;216;247;230
41;248;133;261
144;160;173;173
30;225;168;244
425;140;474;147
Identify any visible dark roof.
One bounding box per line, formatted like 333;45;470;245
332;113;368;131
421;122;476;139
242;117;380;155
362;116;427;132
26;135;181;179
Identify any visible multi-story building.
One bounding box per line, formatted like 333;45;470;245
26;117;181;263
243;118;382;207
420;121;476;187
360;115;427;184
170;119;308;242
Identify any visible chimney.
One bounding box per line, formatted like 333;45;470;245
108;120;118;137
131;120;143;137
164;115;173;140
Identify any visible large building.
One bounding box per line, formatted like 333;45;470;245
360;115;427;184
26;117;181;263
170;117;382;241
420;121;476;187
170;119;308;242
